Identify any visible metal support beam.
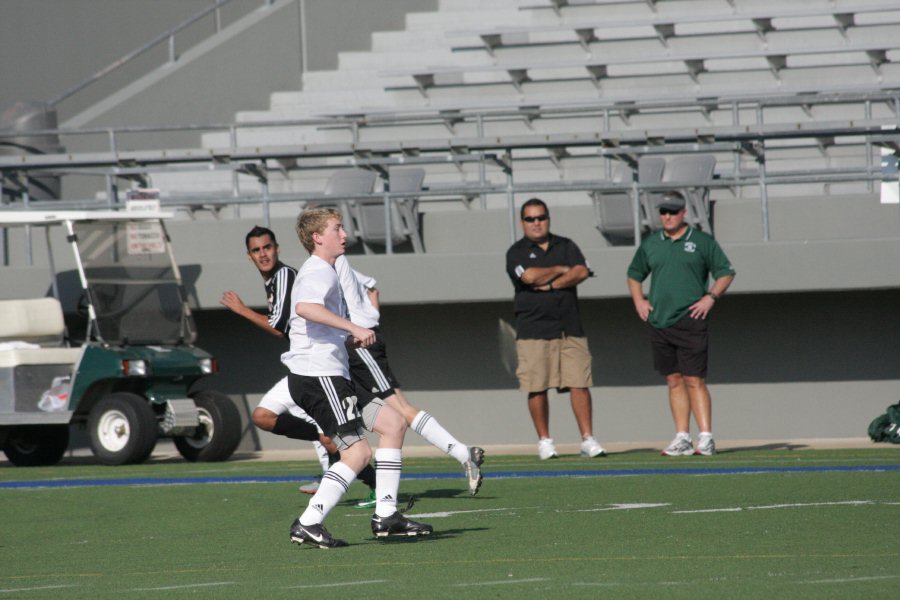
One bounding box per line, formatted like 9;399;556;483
575;28;598;53
630;164;641;245
480;33;502;57
504;150;515;245
507;69;531;92
383;192;393;255
757;152;769;242
833;12;854;38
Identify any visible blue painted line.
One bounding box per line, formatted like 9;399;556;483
0;464;897;490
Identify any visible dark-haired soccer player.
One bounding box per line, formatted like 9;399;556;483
221;225;377;501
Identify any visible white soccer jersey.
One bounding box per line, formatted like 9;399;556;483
281;255;350;377
334;254;380;329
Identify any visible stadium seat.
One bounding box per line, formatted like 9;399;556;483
592;156;665;244
321;169;378;247
351;167;425;253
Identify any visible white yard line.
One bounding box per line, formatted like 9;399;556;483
408;507;526;518
673;507;744;513
130;582;235;591
797;575;900;584
286;580;388;589
0;585;76;594
409;503;670;518
673;500;873;514
569;503;670;512
453;578;550;587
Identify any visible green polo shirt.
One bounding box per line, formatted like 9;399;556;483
627;227;735;329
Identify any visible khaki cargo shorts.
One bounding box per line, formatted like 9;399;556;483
515;335;593;393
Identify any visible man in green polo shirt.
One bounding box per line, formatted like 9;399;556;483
627;191;735;456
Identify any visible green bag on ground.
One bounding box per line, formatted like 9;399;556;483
868;402;900;443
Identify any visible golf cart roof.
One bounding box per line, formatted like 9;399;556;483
0;210;174;227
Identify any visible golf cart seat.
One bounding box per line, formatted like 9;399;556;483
0;298;82;368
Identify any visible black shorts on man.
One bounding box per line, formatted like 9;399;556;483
649;314;709;378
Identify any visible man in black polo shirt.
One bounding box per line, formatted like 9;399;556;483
627;191;735;457
506;198;606;460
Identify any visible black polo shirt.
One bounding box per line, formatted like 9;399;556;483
505;233;587;340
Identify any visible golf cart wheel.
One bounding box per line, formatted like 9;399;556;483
88;393;158;465
2;425;69;467
173;391;242;462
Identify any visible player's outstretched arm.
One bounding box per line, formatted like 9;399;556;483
220;291;284;337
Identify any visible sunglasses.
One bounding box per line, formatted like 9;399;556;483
658;207;682;215
522;214;549;223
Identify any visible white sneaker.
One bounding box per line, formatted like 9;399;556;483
661;434;694;456
580;436;607;458
695;434;716;456
538;438;559;460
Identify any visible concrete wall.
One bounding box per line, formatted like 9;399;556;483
191;290;900;451
3;201;899;306
0;0;435;121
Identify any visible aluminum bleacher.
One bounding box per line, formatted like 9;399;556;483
449;3;900;54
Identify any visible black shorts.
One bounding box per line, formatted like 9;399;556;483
649;314;709;378
287;373;363;437
349;330;400;402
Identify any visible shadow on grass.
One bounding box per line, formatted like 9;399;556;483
717;442;810;453
602;447;659;455
409;487;478;500
355;527;491;545
338;489;482;509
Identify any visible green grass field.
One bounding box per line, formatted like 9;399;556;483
2;448;899;599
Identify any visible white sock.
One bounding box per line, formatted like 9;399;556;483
699;431;713;438
312;440;330;473
299;461;356;526
676;431;691;440
411;410;468;465
374;447;402;518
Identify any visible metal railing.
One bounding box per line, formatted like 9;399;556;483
1;93;898;259
2;88;895;163
47;0;275;109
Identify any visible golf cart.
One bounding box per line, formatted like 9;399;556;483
0;210;242;466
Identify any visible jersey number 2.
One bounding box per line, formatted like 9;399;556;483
342;395;360;423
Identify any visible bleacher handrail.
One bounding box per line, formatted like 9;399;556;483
3;87;899;148
1;92;897;249
46;0;273;108
381;41;900;81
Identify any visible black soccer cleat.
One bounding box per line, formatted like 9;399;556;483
290;518;348;549
371;511;433;538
